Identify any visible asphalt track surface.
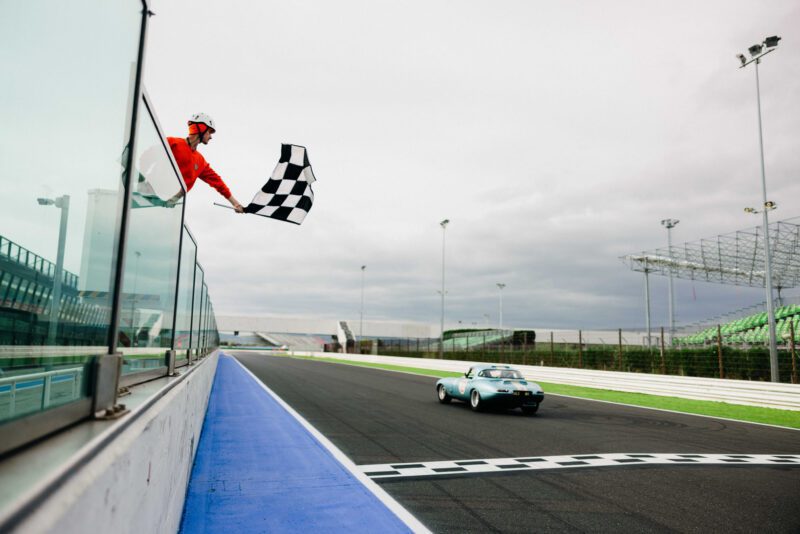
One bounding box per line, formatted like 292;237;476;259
234;353;800;533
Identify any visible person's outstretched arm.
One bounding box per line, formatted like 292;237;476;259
198;164;244;213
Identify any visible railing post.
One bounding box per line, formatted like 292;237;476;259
617;328;623;370
550;331;554;365
167;349;177;376
9;383;16;417
578;330;583;368
93;353;125;418
660;326;666;375
717;324;724;379
42;374;52;409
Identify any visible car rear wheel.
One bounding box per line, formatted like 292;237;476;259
522;404;539;415
470;390;483;411
437;385;451;404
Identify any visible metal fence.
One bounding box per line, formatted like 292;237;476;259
364;329;799;384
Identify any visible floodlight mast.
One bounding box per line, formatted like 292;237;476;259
739;35;781;382
496;283;506;330
359;265;366;345
439;219;449;359
660;219;679;344
643;257;652;348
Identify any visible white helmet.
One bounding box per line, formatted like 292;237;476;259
188;112;216;132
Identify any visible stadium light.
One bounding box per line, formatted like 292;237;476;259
38;195;70;345
738;35;781;382
737;35;780;69
496;283;506;330
359;265;366;347
660;219;679;344
439;219;450;359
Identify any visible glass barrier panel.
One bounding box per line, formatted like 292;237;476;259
201;283;209;355
118;97;184;376
0;1;143;427
191;265;204;358
174;227;197;365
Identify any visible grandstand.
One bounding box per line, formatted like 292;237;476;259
445;329;511;350
257;332;328;351
0;234;111;346
676;303;800;346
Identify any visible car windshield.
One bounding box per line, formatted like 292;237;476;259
481;369;523;379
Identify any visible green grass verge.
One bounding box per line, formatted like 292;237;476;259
280;354;800;429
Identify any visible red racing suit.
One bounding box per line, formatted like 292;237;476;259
167;137;232;199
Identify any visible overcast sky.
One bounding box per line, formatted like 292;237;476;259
143;0;800;331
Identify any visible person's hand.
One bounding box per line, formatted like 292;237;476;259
166;190;185;206
229;196;245;213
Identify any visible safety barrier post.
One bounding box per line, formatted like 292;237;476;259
659;327;666;374
167;349;177;376
550;331;554;365
717;324;724;379
578;330;583;368
617;328;623;370
790;321;798;384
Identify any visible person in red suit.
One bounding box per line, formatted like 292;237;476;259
167;112;244;212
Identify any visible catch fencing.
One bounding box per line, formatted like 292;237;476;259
359;328;799;384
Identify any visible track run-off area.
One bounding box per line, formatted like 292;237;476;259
232;352;800;533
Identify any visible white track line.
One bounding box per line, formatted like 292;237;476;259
229;354;431;534
358;453;800;480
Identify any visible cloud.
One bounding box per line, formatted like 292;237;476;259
144;0;800;332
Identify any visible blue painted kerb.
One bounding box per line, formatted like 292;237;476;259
179;354;413;533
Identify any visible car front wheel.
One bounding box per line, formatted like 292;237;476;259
470;390;483;411
437;385;451;404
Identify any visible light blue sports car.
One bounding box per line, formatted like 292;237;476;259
436;364;544;414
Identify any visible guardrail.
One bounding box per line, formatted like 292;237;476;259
0;368;84;418
287;351;800;411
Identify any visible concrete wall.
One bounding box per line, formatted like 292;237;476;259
11;352;218;534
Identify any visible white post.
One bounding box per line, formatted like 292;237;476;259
439;219;449;359
496;283;506;331
754;59;779;382
661;219;679;344
359;265;366;345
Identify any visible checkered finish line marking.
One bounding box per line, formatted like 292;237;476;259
359;453;800;480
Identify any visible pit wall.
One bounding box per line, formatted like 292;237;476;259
10;351;218;534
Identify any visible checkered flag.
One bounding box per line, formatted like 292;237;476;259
245;144;316;225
